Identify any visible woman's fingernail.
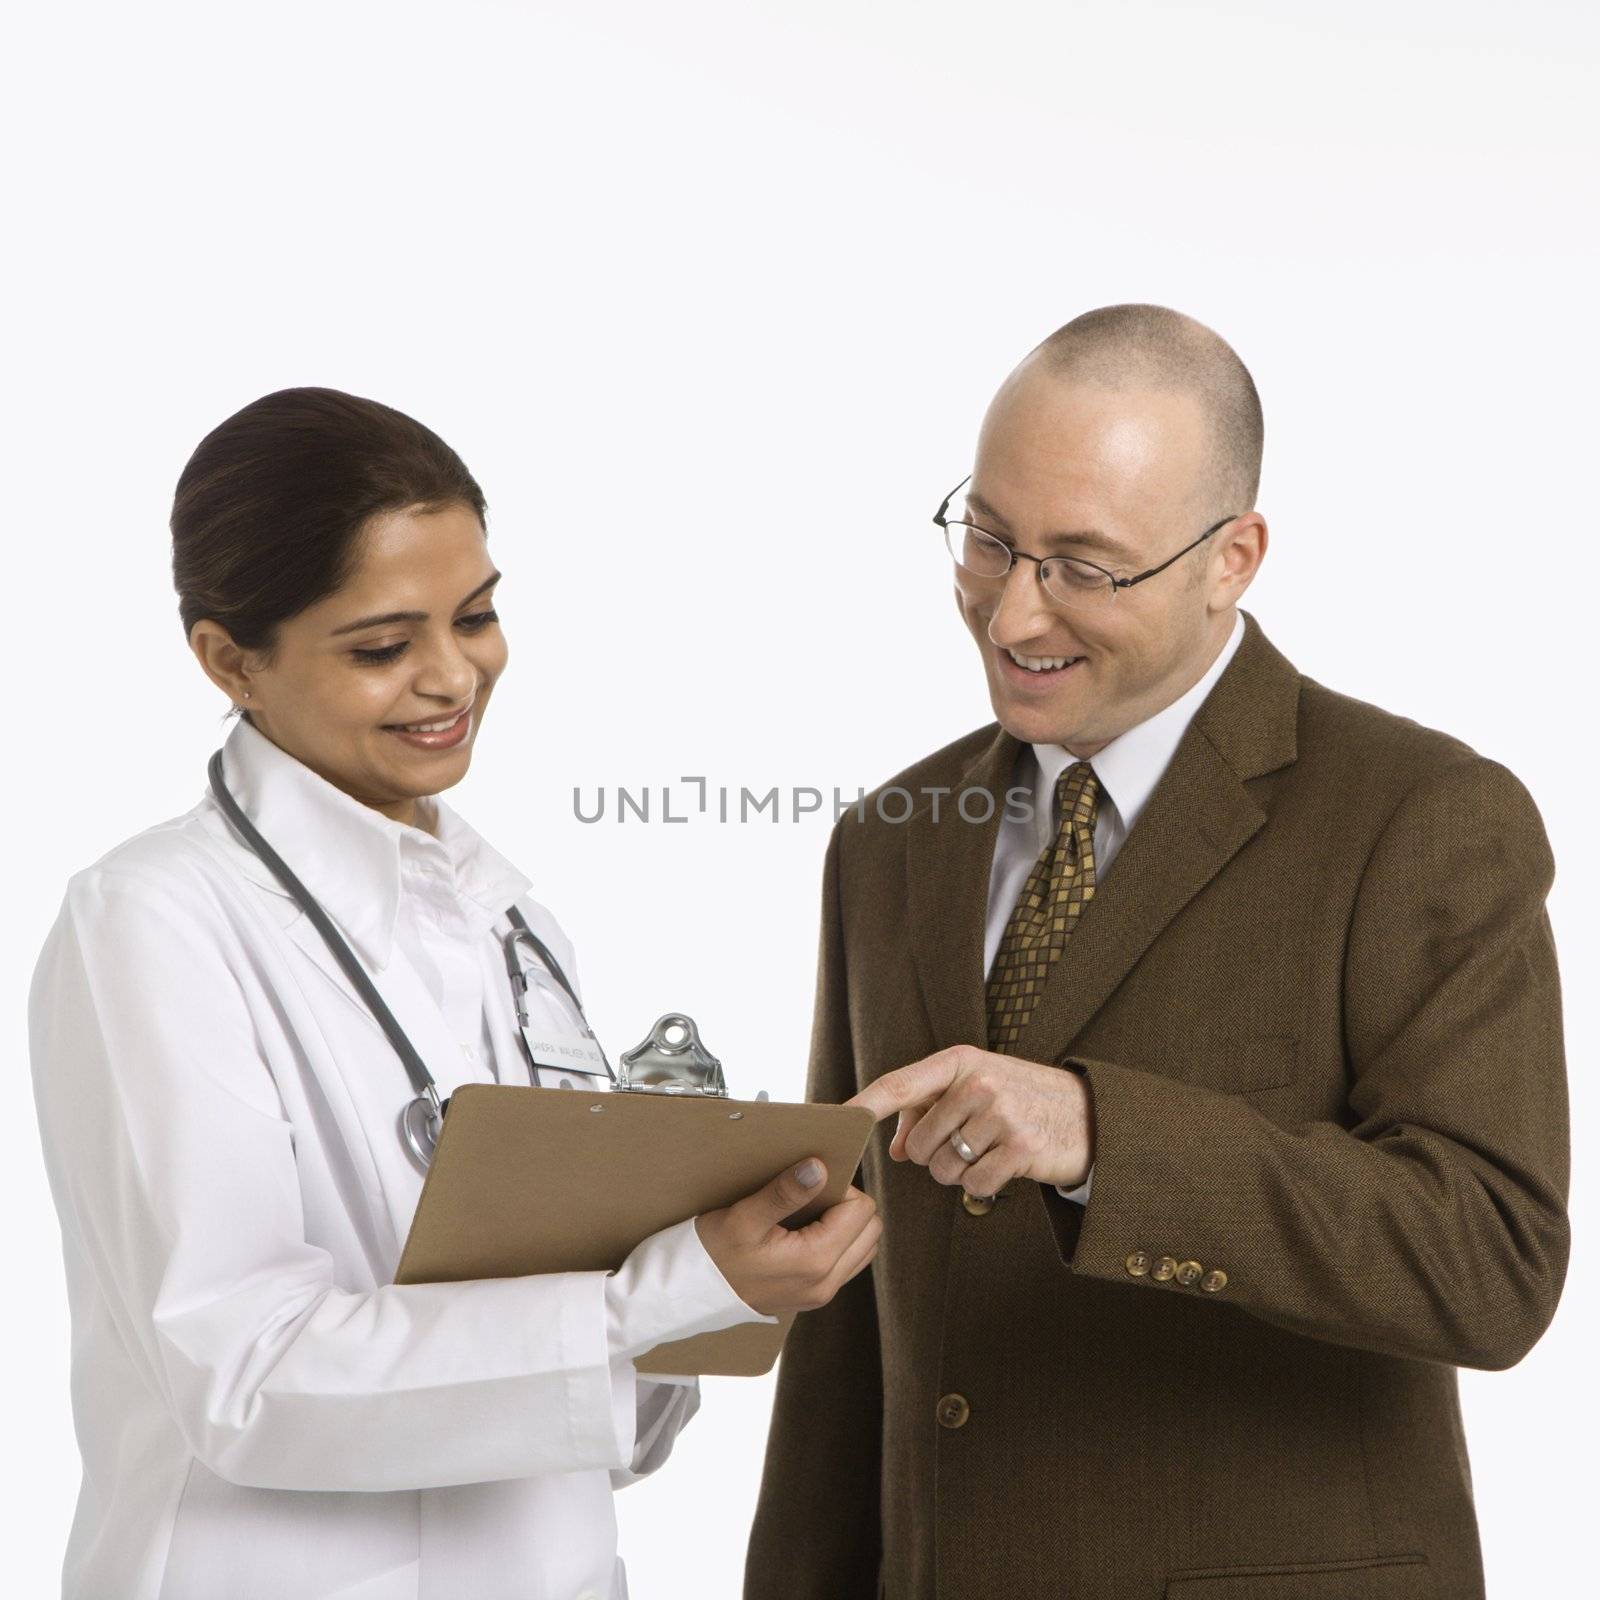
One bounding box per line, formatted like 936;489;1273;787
796;1159;824;1187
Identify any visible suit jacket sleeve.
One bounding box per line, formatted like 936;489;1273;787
745;821;883;1599
1041;755;1571;1371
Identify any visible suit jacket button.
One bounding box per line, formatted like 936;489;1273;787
1125;1250;1152;1277
936;1393;971;1429
1151;1255;1178;1281
962;1191;995;1216
1175;1259;1204;1287
1200;1268;1229;1293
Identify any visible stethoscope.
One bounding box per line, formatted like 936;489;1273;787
206;750;616;1171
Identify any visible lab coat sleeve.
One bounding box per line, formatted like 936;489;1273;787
28;860;766;1494
610;1379;701;1491
601;1216;776;1485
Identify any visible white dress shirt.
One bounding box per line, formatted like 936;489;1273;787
28;714;772;1600
983;612;1247;1204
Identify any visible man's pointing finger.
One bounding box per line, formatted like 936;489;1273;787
846;1052;965;1122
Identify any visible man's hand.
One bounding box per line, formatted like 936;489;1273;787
695;1160;882;1317
847;1046;1094;1196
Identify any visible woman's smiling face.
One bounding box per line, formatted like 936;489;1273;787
194;501;508;828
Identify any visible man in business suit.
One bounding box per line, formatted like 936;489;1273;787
744;304;1570;1600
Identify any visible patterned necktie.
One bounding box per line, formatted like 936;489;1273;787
985;760;1101;1054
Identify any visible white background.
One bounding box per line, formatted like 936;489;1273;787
4;0;1596;1593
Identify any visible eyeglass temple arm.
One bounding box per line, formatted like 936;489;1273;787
933;473;973;527
1114;514;1238;589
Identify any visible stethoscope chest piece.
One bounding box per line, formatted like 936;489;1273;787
401;1086;445;1170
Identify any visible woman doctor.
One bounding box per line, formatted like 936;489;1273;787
28;387;880;1600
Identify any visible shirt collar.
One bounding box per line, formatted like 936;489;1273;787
1030;609;1247;832
209;716;531;970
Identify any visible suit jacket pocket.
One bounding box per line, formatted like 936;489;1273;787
1067;1029;1298;1094
1166;1552;1435;1599
1177;1028;1297;1093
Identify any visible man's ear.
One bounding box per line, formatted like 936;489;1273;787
1212;514;1268;609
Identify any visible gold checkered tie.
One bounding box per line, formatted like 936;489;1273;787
985;761;1101;1053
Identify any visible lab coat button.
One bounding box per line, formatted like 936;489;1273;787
1176;1259;1204;1287
1151;1255;1178;1282
1124;1250;1152;1277
936;1393;971;1429
1201;1268;1229;1293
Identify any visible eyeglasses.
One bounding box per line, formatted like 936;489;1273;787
933;474;1238;610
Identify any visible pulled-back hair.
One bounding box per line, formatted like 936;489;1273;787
171;387;487;684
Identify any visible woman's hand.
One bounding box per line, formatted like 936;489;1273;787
694;1159;881;1316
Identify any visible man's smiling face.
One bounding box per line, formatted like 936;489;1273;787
956;364;1249;756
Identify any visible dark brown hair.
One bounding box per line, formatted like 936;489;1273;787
171;387;487;692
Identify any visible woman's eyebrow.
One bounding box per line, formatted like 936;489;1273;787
329;572;502;636
966;491;1128;560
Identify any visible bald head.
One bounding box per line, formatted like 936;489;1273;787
1015;303;1263;517
957;305;1270;754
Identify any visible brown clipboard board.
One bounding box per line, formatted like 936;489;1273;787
393;1082;875;1376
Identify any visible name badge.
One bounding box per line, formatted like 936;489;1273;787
516;966;611;1086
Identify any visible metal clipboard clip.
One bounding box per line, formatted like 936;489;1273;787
617;1013;751;1098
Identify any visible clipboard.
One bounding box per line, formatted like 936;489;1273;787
394;1082;875;1376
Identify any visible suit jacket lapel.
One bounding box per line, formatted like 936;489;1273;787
1017;613;1302;1064
1012;724;1265;1064
905;612;1302;1064
906;724;1023;1051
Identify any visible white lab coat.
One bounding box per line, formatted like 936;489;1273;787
28;715;772;1600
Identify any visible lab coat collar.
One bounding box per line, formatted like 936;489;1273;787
211;716;531;971
1028;609;1247;836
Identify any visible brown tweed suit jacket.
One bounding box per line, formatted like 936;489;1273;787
744;612;1569;1600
